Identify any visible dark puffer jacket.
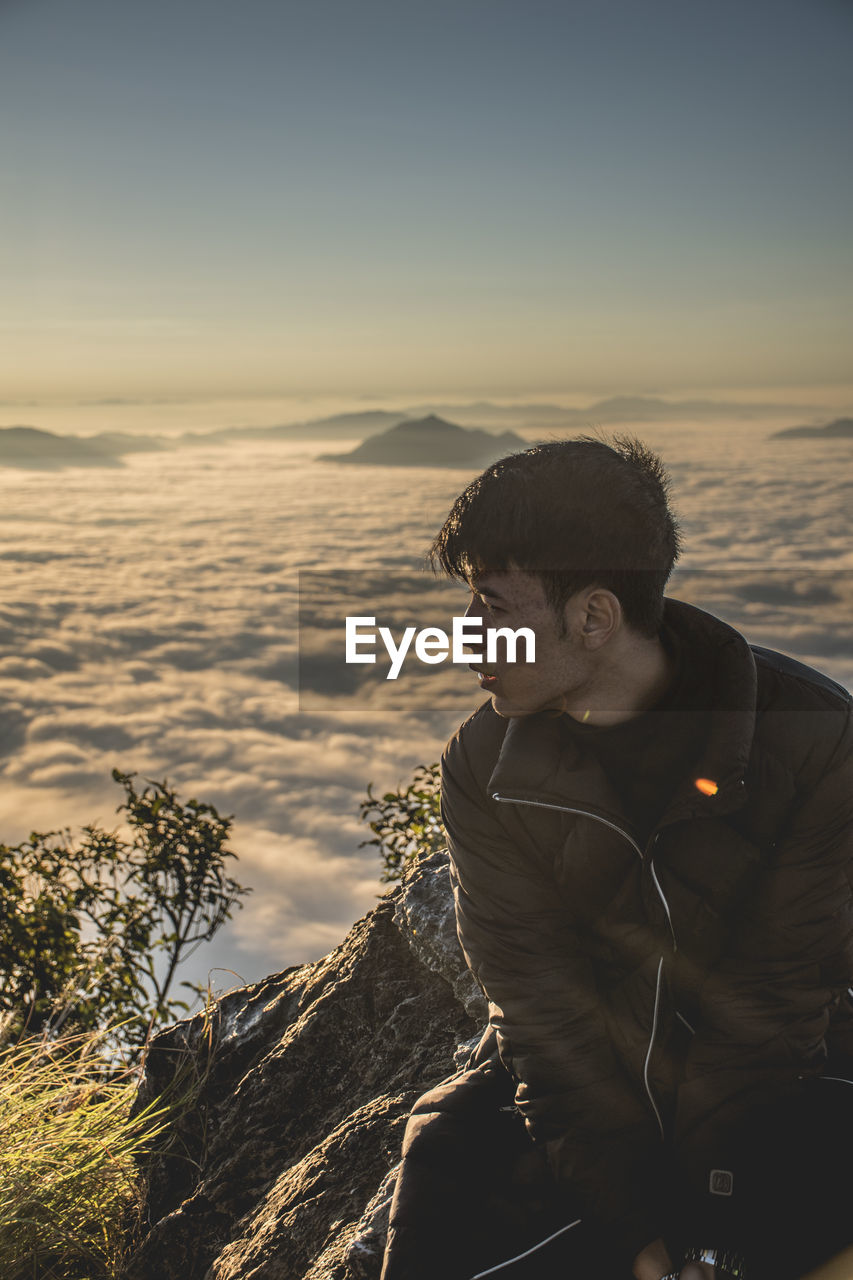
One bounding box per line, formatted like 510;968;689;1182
441;599;853;1263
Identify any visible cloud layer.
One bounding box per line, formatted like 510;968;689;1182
0;424;850;991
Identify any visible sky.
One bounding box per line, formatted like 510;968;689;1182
2;0;852;405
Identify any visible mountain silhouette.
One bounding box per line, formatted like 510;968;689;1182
195;410;404;444
402;395;820;428
319;415;526;468
770;417;853;440
0;426;124;470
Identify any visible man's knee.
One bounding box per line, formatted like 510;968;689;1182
410;1061;513;1119
401;1064;511;1165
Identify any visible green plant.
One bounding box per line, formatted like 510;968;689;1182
0;770;250;1055
360;762;444;881
0;1021;168;1280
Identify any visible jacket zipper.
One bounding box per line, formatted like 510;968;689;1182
492;794;645;857
490;793;677;946
491;791;674;1139
469;1217;583;1278
644;957;666;1138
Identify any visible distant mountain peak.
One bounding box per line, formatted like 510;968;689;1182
3;424;52;438
391;414;460;434
0;424;123;470
319;415;525;469
770;417;853;440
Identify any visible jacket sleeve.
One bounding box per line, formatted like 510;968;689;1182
441;733;665;1263
674;705;853;1219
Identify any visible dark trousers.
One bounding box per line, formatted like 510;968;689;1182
381;1061;627;1280
380;1063;853;1280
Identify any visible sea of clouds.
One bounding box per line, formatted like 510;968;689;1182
0;417;850;994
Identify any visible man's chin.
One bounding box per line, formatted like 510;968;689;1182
489;692;529;719
489;689;565;719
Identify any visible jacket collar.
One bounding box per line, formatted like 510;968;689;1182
488;598;757;832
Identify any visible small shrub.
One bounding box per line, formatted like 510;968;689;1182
360;762;444;881
0;770;250;1056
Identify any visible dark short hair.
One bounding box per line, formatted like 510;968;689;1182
428;436;681;636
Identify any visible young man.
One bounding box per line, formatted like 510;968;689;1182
381;438;853;1280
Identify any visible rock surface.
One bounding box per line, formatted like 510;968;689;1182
125;849;485;1280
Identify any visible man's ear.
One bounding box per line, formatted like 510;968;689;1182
579;589;621;647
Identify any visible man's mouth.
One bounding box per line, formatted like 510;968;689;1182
469;663;498;686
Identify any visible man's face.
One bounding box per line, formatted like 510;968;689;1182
464;567;592;718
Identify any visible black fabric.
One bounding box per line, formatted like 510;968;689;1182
382;1056;853;1280
674;1074;853;1280
561;629;711;845
381;1060;631;1280
436;599;853;1263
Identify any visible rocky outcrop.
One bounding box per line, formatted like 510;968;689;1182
125;850;486;1280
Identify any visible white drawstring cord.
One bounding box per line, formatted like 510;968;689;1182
469;1217;582;1277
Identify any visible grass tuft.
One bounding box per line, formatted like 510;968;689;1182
0;1020;167;1280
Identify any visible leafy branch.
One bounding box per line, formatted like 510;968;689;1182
0;770;250;1056
359;762;444;882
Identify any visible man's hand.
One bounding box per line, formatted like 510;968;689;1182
633;1241;721;1280
633;1237;675;1280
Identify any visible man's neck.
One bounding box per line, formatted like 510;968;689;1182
565;632;675;728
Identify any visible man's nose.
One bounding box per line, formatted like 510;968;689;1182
462;595;486;656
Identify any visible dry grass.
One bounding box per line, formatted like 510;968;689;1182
0;1020;167;1279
